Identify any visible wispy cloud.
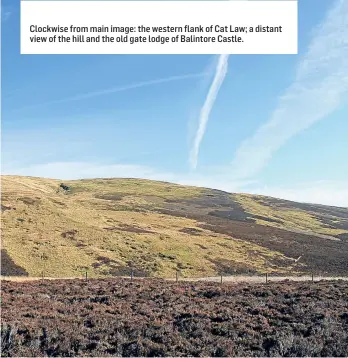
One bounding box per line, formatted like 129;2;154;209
1;6;12;22
13;72;207;112
230;0;348;180
189;54;229;169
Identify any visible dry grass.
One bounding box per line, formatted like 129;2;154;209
65;177;204;200
1;175;301;278
234;194;347;237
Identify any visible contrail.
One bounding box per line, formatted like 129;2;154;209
189;54;229;169
13;72;207;112
230;0;348;180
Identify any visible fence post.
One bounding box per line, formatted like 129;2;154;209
131;268;134;282
85;271;88;282
311;273;314;282
220;274;223;284
42;270;44;281
265;273;268;283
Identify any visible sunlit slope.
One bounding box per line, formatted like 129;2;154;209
1;175;348;277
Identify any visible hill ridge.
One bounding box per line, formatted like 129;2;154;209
1;175;348;278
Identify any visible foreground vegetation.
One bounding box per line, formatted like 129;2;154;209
1;278;348;357
1;175;348;278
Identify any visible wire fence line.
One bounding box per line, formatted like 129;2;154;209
2;272;348;284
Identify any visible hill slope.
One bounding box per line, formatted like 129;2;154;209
1;175;348;277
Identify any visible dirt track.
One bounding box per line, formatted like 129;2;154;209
180;275;348;283
2;275;348;283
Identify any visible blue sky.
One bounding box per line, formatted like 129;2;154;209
1;0;348;206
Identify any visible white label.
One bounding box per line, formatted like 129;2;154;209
20;1;298;55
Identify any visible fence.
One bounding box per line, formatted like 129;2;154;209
21;270;346;285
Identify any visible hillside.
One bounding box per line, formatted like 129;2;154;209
1;175;348;278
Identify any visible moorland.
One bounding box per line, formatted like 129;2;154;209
1;175;348;278
1;278;348;357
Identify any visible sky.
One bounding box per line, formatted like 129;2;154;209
1;0;348;207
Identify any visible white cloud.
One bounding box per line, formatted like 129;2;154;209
230;0;348;180
3;162;175;182
247;180;348;207
189;54;229;169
